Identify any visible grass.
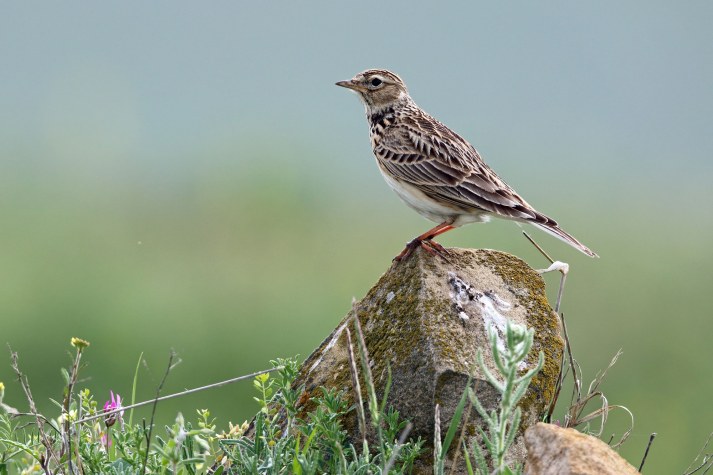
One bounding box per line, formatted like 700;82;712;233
1;310;711;473
2;155;713;473
0;319;545;474
0;337;425;474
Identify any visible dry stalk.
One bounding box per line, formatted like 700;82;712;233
382;422;413;474
9;346;60;472
345;326;367;445
684;431;713;475
638;432;656;472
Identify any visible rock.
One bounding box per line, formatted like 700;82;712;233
295;248;564;474
524;422;639;475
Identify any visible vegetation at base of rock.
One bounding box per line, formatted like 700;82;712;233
225;355;424;474
433;321;543;475
0;341;424;474
4;245;707;473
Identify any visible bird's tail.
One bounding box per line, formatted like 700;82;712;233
531;222;599;258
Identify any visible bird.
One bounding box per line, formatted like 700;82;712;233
336;68;598;261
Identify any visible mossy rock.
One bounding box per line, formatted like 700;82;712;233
295;248;564;474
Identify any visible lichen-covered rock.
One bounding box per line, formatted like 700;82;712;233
524;423;639;475
296;248;563;474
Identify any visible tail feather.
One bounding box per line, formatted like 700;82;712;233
531;222;599;258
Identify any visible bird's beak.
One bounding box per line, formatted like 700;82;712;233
336;79;365;92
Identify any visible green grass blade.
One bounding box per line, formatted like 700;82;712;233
128;351;143;427
379;364;393;414
441;379;470;457
292;435;302;475
463;442;475;475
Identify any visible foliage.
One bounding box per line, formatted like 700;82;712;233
433;322;544;475
0;340;423;474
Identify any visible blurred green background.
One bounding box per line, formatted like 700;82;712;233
2;2;712;473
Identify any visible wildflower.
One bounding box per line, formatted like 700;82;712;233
103;391;124;428
0;381;18;415
218;420;249;439
57;409;77;424
70;337;90;350
100;430;112;449
176;426;188;444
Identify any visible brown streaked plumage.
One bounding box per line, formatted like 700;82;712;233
336;68;598;260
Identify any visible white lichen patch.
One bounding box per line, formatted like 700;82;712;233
448;272;529;369
479;291;510;332
309;321;348;374
386;291;395;304
448;271;481;323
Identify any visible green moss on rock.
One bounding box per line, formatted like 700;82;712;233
288;247;564;474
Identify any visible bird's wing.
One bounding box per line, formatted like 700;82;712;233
374;115;556;224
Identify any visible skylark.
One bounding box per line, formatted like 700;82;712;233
336;69;598;260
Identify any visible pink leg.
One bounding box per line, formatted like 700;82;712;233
394;223;455;261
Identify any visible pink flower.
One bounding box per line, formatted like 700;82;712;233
100;430;112;448
103;391;124;428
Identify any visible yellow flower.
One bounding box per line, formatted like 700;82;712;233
57;409;78;424
217;420;250;439
71;337;90;349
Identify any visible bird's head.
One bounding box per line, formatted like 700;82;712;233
336;69;409;110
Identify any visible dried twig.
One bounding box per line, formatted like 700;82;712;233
433;404;442;473
524;232;632;449
62;344;86;474
351;298;391;458
9;346;60;472
562;349;633;448
562;312;582;421
685;431;713;475
523;231;554;264
638;432;656;472
524;231;572;423
382;422;413;474
141;351;178;474
345;326;367;446
553;265;567;314
73;366;279;425
524;231;569;314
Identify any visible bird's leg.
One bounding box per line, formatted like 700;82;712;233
394;223;455;261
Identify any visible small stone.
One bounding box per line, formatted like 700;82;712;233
525;423;639;475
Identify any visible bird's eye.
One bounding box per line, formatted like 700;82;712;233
370;78;383;87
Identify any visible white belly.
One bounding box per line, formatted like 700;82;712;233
379;167;491;226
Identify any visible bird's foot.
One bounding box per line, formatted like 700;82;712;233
393;238;452;262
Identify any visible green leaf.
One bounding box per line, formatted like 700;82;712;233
128;351;143;427
292;435;302;475
441;380;470;458
379;365;393;414
463;443;475;475
302;427;317;454
60;367;70;385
